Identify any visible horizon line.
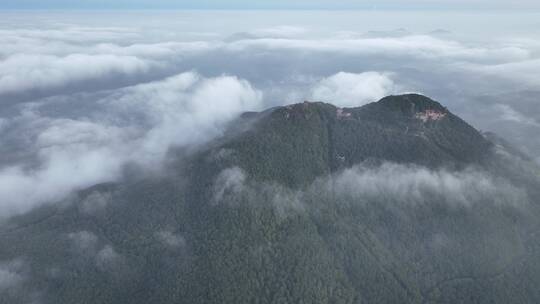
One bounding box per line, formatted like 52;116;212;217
1;7;539;11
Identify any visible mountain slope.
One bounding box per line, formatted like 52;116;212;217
1;94;539;304
208;94;492;188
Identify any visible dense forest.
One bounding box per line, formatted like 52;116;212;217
1;94;540;304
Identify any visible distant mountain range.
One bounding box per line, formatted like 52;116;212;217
2;94;540;304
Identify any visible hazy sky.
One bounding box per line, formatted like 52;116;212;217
1;0;540;9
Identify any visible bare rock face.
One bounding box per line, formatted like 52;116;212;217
416;109;447;122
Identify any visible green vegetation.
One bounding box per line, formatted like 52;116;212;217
1;94;539;304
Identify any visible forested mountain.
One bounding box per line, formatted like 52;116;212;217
2;94;540;304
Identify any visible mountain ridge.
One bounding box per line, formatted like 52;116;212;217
2;93;539;304
207;93;493;188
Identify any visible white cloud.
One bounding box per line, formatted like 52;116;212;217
0;259;25;291
210;163;529;222
112;72;263;165
227;35;531;63
0;140;124;217
311;72;398;107
95;245;121;271
0;27;139;46
0;32;214;61
68;231;99;252
156;231;186;248
0;72;262;218
0;53;152;95
92;41;214;58
213;167;246;204
465;59;540;88
495;104;540;127
251;26;308;38
327;163;528;208
212;167;306;219
80;191;113;214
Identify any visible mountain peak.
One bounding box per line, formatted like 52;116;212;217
218;94;492;187
368;93;448;117
263;94;450;126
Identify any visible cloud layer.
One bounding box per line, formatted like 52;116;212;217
213;163;529;213
0;10;539;218
311;72;397;107
327;163;529;208
0;72;262;218
0;54;151;96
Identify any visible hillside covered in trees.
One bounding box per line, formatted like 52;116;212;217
2;94;540;304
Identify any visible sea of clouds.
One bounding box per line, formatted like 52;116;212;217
0;10;539;218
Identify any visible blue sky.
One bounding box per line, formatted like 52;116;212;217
1;0;539;9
